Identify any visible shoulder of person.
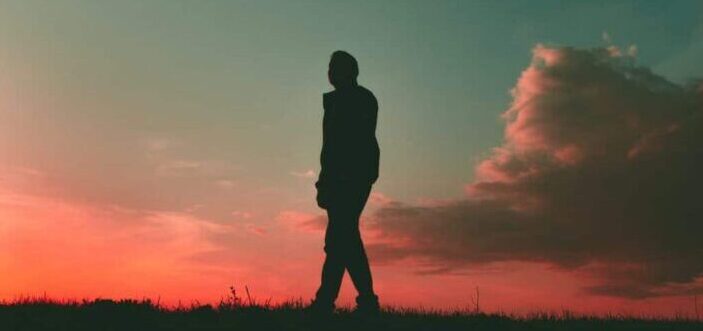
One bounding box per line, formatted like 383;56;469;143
356;85;376;101
356;85;374;96
356;85;378;110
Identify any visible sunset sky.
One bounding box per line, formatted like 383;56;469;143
1;0;703;316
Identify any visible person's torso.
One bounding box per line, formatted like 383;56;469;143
321;85;379;182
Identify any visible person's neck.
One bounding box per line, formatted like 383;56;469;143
335;81;358;90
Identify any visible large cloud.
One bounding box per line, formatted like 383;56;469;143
369;45;703;299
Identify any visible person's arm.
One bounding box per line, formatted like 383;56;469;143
315;93;333;208
364;93;380;184
317;93;333;186
363;93;378;138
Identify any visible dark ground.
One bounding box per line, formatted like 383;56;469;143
1;298;701;331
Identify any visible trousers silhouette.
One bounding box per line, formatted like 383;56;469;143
314;181;376;306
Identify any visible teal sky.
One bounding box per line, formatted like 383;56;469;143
1;0;702;221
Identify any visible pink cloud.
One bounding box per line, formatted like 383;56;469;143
371;45;703;299
231;210;254;219
289;169;317;179
0;185;245;303
368;191;397;207
276;210;326;233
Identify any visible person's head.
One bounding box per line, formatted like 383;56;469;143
328;50;358;89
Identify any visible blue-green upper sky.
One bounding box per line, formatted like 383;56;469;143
1;0;701;218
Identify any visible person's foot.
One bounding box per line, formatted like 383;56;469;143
303;299;335;317
352;294;380;317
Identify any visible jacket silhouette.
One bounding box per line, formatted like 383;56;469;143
316;85;379;206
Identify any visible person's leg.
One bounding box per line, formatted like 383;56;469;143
312;183;378;311
340;184;378;309
345;218;374;297
313;205;346;309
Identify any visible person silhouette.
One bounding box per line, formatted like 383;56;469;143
307;50;380;315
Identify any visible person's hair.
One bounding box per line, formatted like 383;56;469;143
328;50;358;88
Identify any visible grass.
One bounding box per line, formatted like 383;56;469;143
1;290;701;331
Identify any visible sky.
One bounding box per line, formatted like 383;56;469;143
1;0;702;317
